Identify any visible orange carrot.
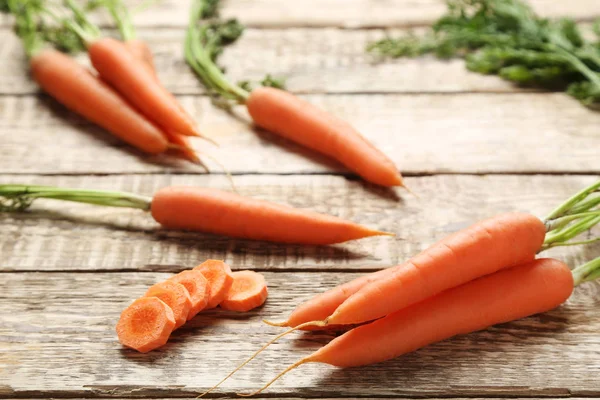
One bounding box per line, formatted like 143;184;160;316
220;271;268;312
242;258;574;394
124;39;156;78
88;37;202;138
247;87;403;187
169;270;210;319
145;281;193;329
30;49;169;154
116;297;176;353
194;260;234;309
150;186;391;245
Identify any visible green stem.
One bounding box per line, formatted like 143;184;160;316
62;0;102;43
0;185;152;211
572;257;600;286
568;195;600;215
544;215;600;245
541;236;600;251
544;180;600;220
549;44;600;93
104;0;136;41
545;211;600;232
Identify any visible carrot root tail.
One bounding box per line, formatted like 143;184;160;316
262;318;289;327
236;358;309;397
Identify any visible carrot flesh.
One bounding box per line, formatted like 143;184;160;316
193;259;234;309
246;87;402;187
116;297;176;353
31;49;169;154
326;212;546;326
150;186;390;245
88;37;200;137
124;39;156;78
169;270;210;319
221;270;268;312
309;258;573;367
145;281;193;329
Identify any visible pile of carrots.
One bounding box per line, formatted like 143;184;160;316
117;260;268;353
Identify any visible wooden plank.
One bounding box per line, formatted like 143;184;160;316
0;27;521;96
1;92;599;175
1;271;600;397
0;174;598;272
2;0;596;28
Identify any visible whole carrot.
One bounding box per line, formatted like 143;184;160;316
0;184;391;245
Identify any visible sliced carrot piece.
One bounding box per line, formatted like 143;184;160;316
169;270;210;319
145;281;193;329
221;270;268;312
194;259;234;309
116;297;175;353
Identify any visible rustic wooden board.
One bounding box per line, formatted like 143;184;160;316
2;0;594;29
1;93;599;175
1;271;600;397
1;174;598;272
0;27;522;96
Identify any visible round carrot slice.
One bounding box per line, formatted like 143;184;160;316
116;297;175;353
145;281;193;329
221;270;268;312
194;259;234;309
169;270;210;319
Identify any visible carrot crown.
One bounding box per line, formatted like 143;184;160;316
102;0;136;41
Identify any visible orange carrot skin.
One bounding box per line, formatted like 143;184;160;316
88;38;198;137
31;49;168;154
125;39;156;78
328;212;546;325
309;258;573;367
246;87;402;187
150;186;387;245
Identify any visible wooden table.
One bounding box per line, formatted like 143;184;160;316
1;1;600;399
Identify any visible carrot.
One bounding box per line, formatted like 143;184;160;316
193;260;234;309
241;258;575;395
150;186;391;245
124;38;156;78
0;184;389;245
220;271;268;312
30;49;169;155
116;296;176;353
145;281;193;329
185;0;402;188
168;270;210;319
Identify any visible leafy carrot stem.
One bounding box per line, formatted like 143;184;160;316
102;0;136;41
572;256;600;286
545;181;600;220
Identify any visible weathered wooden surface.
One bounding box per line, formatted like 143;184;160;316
1;174;598;272
1;271;600;397
1;93;599;175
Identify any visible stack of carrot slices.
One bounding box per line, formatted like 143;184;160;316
116;260;268;353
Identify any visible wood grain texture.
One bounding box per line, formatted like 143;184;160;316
1;271;599;397
0;27;521;96
0;174;598;272
2;0;594;29
1;92;599;175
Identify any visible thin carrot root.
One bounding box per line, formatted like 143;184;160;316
196;320;326;398
401;182;419;199
236;358;309;397
201;152;237;193
262;319;289;327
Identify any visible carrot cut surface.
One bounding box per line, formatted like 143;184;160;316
194;259;234;308
145;281;193;329
221;270;268;312
169;270;210;319
116;297;175;353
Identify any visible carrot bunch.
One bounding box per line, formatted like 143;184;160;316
6;0;209;164
201;180;600;395
185;0;404;188
117;260;268;353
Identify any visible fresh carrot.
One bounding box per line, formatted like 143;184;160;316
150;186;391;245
31;49;170;155
185;0;403;188
124;39;156;78
220;271;268;312
193;260;234;309
169;270;210;319
145;281;193;329
116;297;176;353
240;257;579;395
0;184;390;245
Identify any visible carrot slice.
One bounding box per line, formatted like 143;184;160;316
116;297;175;353
221;271;268;312
145;281;193;329
194;260;234;309
169;270;210;319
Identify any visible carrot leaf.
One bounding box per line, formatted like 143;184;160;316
572;256;600;286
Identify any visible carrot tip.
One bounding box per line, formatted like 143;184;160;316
262;319;289;327
401;183;419;199
167;143;186;152
369;230;396;238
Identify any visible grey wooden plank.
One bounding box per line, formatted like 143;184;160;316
0;174;598;272
1;92;599;175
1;271;599;397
